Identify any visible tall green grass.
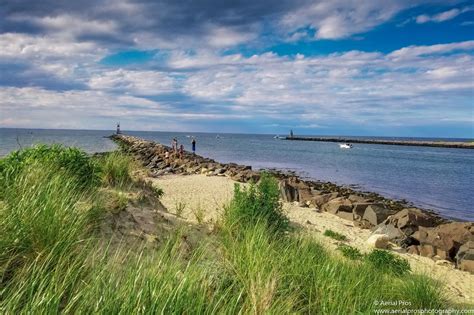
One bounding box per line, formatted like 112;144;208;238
1;224;448;314
224;172;289;233
0;146;101;289
0;144;99;196
97;151;136;189
0;146;455;313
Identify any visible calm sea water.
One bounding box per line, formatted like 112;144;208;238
1;128;473;221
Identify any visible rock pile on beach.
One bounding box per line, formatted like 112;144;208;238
110;134;474;273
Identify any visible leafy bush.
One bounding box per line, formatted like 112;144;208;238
323;229;347;241
366;249;411;275
224;172;289;233
337;244;363;260
0;144;99;194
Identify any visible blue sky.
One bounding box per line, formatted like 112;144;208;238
0;0;473;137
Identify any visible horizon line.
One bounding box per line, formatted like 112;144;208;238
1;127;473;141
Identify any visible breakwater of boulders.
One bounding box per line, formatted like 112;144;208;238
110;134;474;273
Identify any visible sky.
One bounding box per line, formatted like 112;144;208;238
0;0;473;137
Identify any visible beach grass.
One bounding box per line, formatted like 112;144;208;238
97;150;137;189
0;145;455;313
323;229;348;241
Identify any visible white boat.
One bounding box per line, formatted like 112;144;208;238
339;143;353;149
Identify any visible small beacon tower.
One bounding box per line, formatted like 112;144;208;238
116;122;121;135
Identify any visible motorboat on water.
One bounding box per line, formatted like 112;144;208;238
339;143;353;149
273;135;285;139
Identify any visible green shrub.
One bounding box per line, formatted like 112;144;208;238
366;249;411;275
224;172;289;233
97;151;135;188
323;229;347;241
337;244;363;260
0;145;100;195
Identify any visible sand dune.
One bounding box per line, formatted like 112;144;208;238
152;173;473;305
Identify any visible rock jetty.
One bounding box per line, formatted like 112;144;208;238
110;134;474;273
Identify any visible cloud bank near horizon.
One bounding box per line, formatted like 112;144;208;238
0;0;473;137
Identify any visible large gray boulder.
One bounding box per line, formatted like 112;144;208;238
383;208;443;236
372;223;404;241
278;179;299;202
455;241;474;273
348;194;371;203
412;222;474;261
298;186;314;206
362;205;396;227
322;197;352;215
374;208;445;247
311;192;339;208
336;210;355;221
231;170;260;183
352;203;380;220
278;178;314;204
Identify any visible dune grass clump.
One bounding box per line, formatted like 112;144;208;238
323;229;347;241
97;151;136;188
366;249;411;275
151;185;164;198
0;144;100;196
224;172;289;233
337;244;364;260
0;146;103;287
0;162;100;287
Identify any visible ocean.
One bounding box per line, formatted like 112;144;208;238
1;128;473;221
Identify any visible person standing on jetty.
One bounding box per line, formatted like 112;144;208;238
191;137;196;154
179;144;184;158
172;138;178;152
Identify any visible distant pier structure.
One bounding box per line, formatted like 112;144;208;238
284;136;474;149
116;122;121;134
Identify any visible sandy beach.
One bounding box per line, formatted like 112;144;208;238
152;173;474;305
